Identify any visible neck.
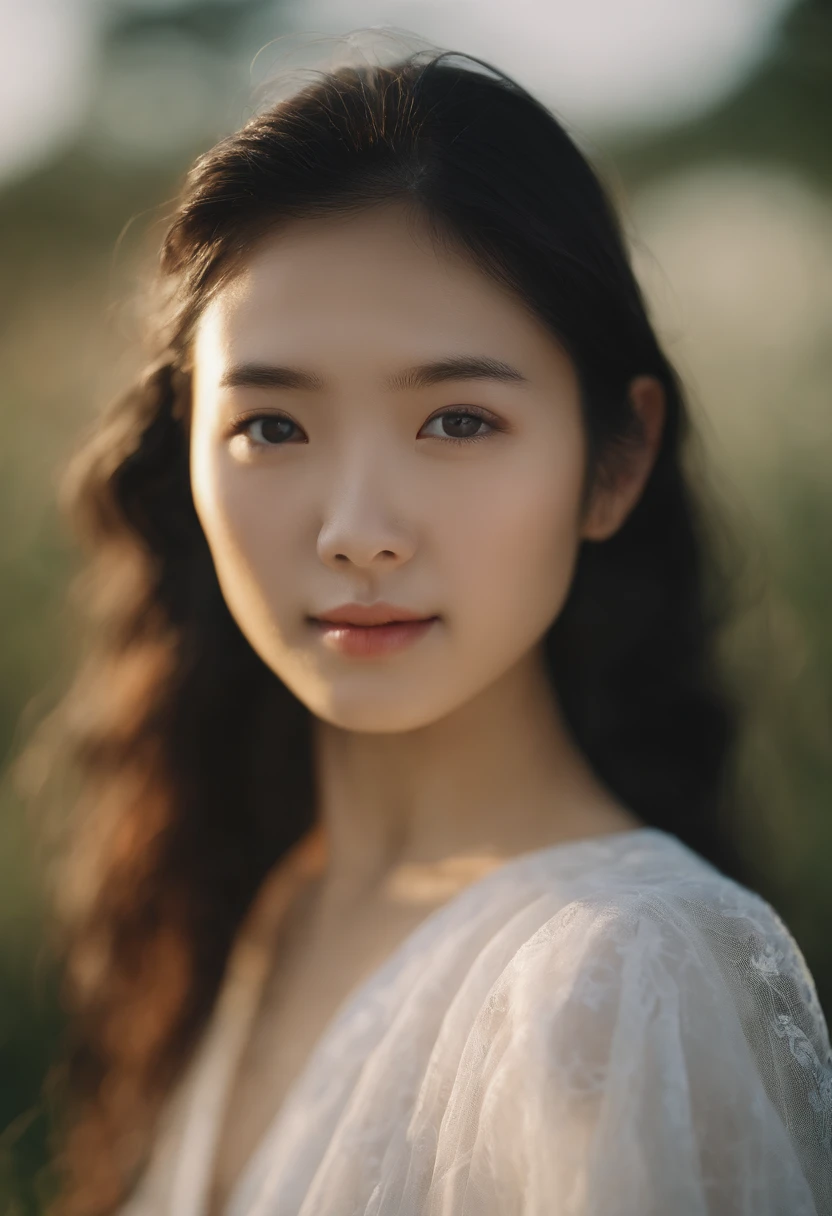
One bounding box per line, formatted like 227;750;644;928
308;644;641;915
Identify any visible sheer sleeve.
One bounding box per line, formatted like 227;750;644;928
423;883;832;1216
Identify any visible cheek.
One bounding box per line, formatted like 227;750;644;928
444;445;585;640
190;441;296;633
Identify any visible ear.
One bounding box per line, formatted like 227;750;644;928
580;374;666;542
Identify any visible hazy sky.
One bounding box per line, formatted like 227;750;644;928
0;0;796;186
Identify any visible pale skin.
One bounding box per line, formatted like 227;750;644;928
187;200;665;1210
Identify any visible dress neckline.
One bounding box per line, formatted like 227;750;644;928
172;822;666;1216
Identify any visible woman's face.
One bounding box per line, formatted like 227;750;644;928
190;203;619;732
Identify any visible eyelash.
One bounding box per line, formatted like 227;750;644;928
226;406;503;450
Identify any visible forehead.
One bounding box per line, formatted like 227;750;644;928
192;203;571;385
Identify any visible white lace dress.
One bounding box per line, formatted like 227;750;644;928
119;827;832;1215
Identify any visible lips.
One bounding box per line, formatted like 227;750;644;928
312;601;436;627
311;615;438;657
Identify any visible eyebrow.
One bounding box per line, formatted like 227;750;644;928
217;355;529;393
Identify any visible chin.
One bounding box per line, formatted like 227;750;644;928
305;686;462;735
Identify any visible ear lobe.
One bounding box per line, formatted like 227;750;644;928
580;374;666;543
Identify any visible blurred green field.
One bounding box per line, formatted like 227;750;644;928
1;2;830;1212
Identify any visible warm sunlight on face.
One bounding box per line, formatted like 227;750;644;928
189;203;605;732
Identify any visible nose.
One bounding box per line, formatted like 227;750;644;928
316;471;416;572
317;518;415;570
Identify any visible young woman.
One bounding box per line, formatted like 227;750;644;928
27;41;830;1216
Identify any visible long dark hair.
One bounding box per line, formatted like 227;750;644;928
19;41;747;1216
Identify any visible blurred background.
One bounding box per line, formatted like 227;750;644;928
0;0;830;1210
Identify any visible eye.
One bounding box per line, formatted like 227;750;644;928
228;413;303;447
420;407;498;445
226;405;502;450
